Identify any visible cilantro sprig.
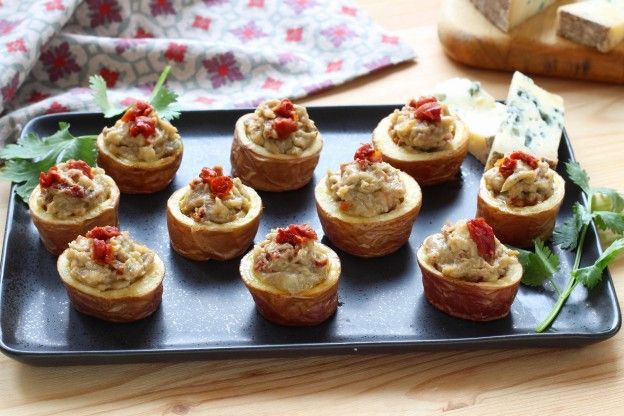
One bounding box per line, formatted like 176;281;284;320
519;162;624;332
0;122;97;202
89;65;180;120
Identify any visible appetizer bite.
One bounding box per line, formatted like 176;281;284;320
57;226;165;322
477;151;565;248
231;98;323;191
372;96;468;185
167;166;262;261
417;218;522;321
96;101;183;193
29;160;120;255
239;224;341;326
315;144;422;257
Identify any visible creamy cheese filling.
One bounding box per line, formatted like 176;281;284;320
253;229;329;294
389;104;455;151
66;232;155;291
179;177;251;224
326;160;405;218
37;163;111;219
102;115;182;163
422;220;519;283
244;99;319;155
484;159;554;207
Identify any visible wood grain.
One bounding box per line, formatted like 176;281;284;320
1;1;624;414
438;0;624;84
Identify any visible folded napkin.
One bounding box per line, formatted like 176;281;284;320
0;0;415;144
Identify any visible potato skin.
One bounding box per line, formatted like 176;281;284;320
230;114;322;192
166;186;263;261
372;115;468;185
239;244;340;326
417;240;522;321
476;171;565;248
57;250;165;323
315;172;422;257
28;176;120;255
96;132;183;194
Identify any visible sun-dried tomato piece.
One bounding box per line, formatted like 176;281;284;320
121;100;153;122
209;175;233;199
129;115;156;138
65;184;86;198
275;224;318;246
272;117;298;139
499;157;517;178
199;166;224;183
414;101;442;122
65;160;93;179
353;143;382;164
274;99;295;118
467;218;496;261
409;96;438;109
339;201;350;212
86;225;121;241
92;238;114;265
39;166;62;188
509;150;538;169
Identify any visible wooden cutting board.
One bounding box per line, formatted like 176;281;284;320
438;0;624;84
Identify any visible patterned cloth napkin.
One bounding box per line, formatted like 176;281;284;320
0;0;415;144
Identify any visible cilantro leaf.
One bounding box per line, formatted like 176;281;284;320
593;211;624;234
593;187;624;213
565;161;591;196
0;159;54;202
573;238;624;289
518;240;560;287
148;65;180;120
89;75;125;118
553;202;592;250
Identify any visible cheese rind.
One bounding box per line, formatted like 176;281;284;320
557;0;624;53
470;0;556;32
432;78;506;164
485;72;565;170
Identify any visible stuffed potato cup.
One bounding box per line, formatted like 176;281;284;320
372;96;468;185
231;98;322;191
315;144;422;258
97;101;183;194
167;166;263;261
240;224;340;326
417;218;522;321
477;151;565;248
29;160;120;255
57;226;164;323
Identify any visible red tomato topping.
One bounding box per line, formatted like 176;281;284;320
274;99;295;118
275;224;318;246
121;100;153;122
65;160;93;179
86;225;121;241
39;166;62;188
414;101;442;122
499;157;517;178
353;143;382;164
66;184;86;198
92;238;114;265
209;176;234;199
339;201;350;212
409;96;438;109
199;166;223;182
509;150;539;169
467;218;496;261
128;115;156;138
272;117;298;140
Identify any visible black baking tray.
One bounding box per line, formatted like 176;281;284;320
0;106;620;365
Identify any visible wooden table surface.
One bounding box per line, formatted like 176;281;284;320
2;1;623;414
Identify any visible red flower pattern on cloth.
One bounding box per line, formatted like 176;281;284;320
150;0;175;16
134;27;154;38
86;0;122;28
285;0;317;13
326;60;342;73
262;77;283;90
382;34;399;44
1;73;18;102
0;19;22;35
248;0;264;7
45;0;65;11
341;6;357;16
39;42;80;82
231;21;266;42
286;27;303;42
202;52;244;89
99;67;119;88
28;91;50;103
6;38;26;53
46;101;69;114
165;42;186;63
321;23;356;47
192;15;211;31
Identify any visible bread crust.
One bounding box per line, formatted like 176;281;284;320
372;115;469;185
28;175;120;255
230;113;322;192
315;171;422;257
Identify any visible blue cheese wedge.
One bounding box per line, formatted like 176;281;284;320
557;0;624;53
485;72;565;170
432;78;506;164
470;0;556;32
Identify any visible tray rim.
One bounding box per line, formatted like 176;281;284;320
0;108;621;365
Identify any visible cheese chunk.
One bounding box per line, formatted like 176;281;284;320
470;0;556;32
485;72;565;170
432;78;506;164
557;0;624;53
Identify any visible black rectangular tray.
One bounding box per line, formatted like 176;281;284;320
0;106;620;365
